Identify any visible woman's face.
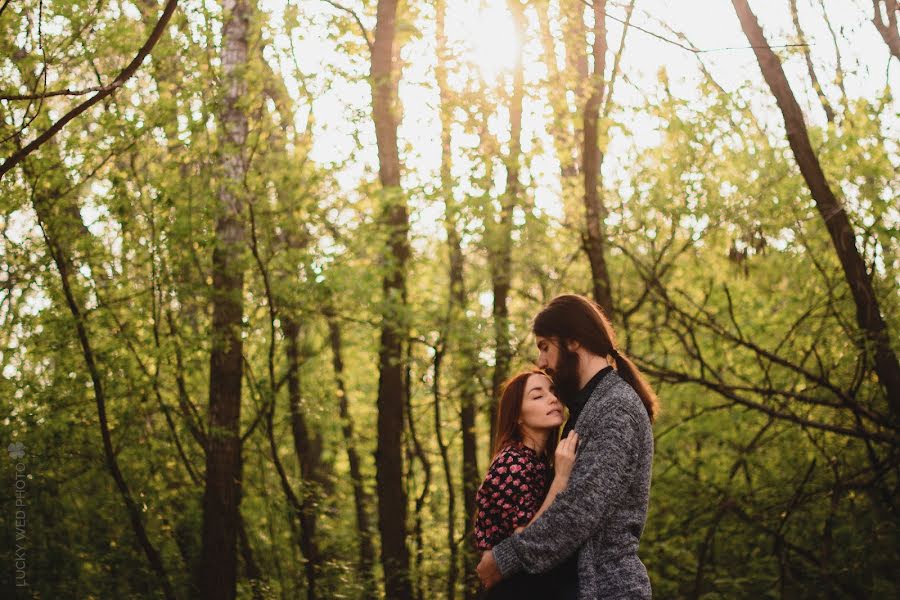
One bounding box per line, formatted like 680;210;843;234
519;373;564;431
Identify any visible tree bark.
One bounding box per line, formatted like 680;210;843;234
582;0;615;316
199;0;251;597
325;311;378;599
370;0;413;597
731;0;900;413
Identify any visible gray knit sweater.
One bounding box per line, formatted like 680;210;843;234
492;370;654;599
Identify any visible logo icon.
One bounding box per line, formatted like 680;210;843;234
8;442;25;459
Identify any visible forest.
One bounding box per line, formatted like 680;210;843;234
0;0;898;598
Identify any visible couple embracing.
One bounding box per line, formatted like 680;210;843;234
474;294;659;599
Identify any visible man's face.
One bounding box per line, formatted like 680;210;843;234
535;335;560;373
535;335;581;400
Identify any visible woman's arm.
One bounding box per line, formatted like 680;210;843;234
474;447;524;550
515;431;578;532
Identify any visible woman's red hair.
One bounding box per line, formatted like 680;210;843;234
491;369;560;461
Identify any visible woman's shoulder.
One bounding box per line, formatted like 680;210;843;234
489;443;542;469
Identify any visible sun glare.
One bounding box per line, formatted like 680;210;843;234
459;1;521;80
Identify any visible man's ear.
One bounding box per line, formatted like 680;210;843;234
566;339;580;352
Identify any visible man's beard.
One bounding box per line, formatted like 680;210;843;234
549;342;581;405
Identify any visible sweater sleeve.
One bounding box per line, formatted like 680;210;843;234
492;407;641;576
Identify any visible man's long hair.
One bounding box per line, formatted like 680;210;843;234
533;294;660;423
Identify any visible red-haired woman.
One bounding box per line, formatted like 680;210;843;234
473;369;579;599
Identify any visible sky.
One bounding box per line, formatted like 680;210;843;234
254;0;898;240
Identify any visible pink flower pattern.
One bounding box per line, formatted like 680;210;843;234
473;444;550;550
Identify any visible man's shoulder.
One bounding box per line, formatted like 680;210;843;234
579;372;647;428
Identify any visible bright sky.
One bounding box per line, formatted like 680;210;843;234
257;0;897;242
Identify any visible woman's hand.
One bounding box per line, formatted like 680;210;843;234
554;431;578;482
516;432;580;533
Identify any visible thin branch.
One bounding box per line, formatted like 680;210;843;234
318;0;374;54
1;85;107;101
0;0;179;180
578;0;810;54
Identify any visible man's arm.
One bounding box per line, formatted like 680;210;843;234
491;407;641;577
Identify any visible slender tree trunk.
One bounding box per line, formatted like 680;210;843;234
789;0;835;124
731;0;900;411
404;347;432;600
432;346;458;598
490;0;526;451
325;311;378;599
536;0;580;183
238;513;265;600
582;0;615;316
435;2;480;595
818;0;848;107
282;317;325;600
25;149;176;600
199;0;251;597
871;0;900;60
370;0;412;597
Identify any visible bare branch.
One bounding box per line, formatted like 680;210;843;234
318;0;374;54
0;0;179;180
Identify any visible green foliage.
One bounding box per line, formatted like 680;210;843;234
1;0;897;598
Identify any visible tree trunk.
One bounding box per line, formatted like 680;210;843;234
238;512;265;600
432;346;458;598
731;0;900;412
283;317;326;600
490;0;526;452
370;0;413;597
581;0;615;316
404;344;432;600
325;311;378;599
435;2;480;595
199;0;251;597
536;0;580;183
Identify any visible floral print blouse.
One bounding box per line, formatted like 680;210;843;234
473;443;551;550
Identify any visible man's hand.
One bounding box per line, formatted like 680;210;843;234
476;550;502;589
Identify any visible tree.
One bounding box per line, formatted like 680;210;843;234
369;0;413;597
199;0;252;597
731;0;900;413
